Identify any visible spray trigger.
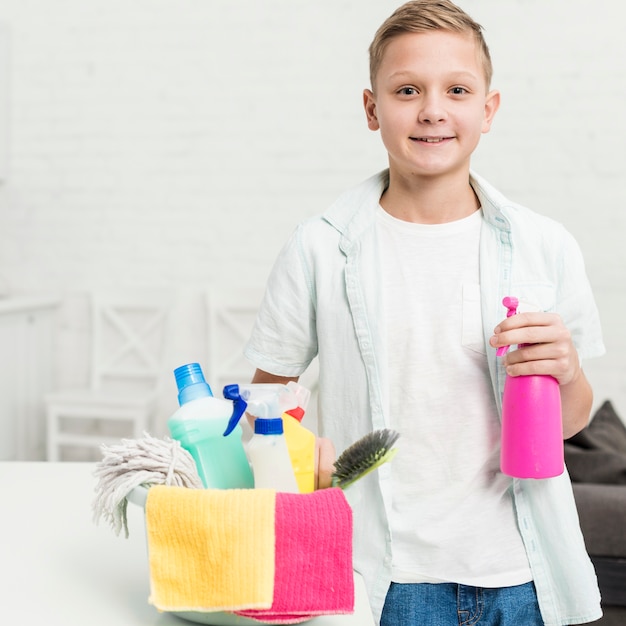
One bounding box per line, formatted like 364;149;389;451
222;384;247;437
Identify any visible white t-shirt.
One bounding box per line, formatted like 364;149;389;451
377;206;532;587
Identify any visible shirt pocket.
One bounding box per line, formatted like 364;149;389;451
509;283;556;314
462;282;486;355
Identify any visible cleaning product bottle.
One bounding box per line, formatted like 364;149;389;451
167;363;254;489
223;383;301;492
282;381;316;494
497;296;564;479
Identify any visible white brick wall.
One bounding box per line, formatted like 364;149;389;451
0;0;623;435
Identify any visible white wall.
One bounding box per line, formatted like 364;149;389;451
0;0;624;436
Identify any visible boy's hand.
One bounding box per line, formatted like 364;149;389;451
315;436;336;490
489;311;593;437
489;311;581;386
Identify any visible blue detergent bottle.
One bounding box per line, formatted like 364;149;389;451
167;363;254;489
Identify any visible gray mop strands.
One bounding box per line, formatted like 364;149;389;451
92;433;203;538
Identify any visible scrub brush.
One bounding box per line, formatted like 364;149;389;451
331;428;400;489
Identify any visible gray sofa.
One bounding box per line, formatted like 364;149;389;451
565;400;626;625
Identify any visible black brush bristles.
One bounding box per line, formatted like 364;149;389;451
332;428;400;489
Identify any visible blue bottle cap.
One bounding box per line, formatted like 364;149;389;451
173;363;213;405
254;418;284;435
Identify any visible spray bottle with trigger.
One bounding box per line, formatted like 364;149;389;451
223;383;313;493
497;296;564;479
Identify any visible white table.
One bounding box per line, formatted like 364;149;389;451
0;462;375;626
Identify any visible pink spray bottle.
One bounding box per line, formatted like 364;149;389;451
497;296;564;479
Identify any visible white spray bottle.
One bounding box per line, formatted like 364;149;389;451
223;383;301;492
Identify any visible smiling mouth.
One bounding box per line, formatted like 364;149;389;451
411;136;452;143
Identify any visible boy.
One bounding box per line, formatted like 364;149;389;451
244;1;605;624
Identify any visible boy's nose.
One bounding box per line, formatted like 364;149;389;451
418;96;447;123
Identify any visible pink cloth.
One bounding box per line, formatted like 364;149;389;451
236;487;354;624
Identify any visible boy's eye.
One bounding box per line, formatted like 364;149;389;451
450;86;467;95
398;86;417;96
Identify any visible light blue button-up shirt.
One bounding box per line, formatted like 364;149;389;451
245;170;605;625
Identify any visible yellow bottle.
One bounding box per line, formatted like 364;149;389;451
282;406;316;494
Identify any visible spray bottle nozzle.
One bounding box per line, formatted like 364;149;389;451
502;296;519;316
496;296;520;357
221;382;305;438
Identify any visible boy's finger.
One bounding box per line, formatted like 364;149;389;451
315;436;336;490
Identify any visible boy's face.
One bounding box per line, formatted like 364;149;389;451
364;30;500;182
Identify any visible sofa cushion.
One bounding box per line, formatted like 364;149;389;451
573;483;626;557
565;400;626;484
591;556;626;607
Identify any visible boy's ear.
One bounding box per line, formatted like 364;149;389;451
482;89;501;134
363;89;379;131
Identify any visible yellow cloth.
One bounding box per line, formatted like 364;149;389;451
145;485;276;612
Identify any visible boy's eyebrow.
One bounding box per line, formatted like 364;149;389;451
386;69;481;83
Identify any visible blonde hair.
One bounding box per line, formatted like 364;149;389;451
368;0;493;89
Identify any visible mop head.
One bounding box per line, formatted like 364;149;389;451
92;433;203;538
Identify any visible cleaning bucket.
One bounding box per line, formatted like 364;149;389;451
128;484;354;625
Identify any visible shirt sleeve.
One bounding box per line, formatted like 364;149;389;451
556;227;605;360
244;223;319;377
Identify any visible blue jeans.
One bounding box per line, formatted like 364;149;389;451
380;581;544;626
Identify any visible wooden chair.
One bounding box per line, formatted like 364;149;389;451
45;290;173;461
205;286;265;394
